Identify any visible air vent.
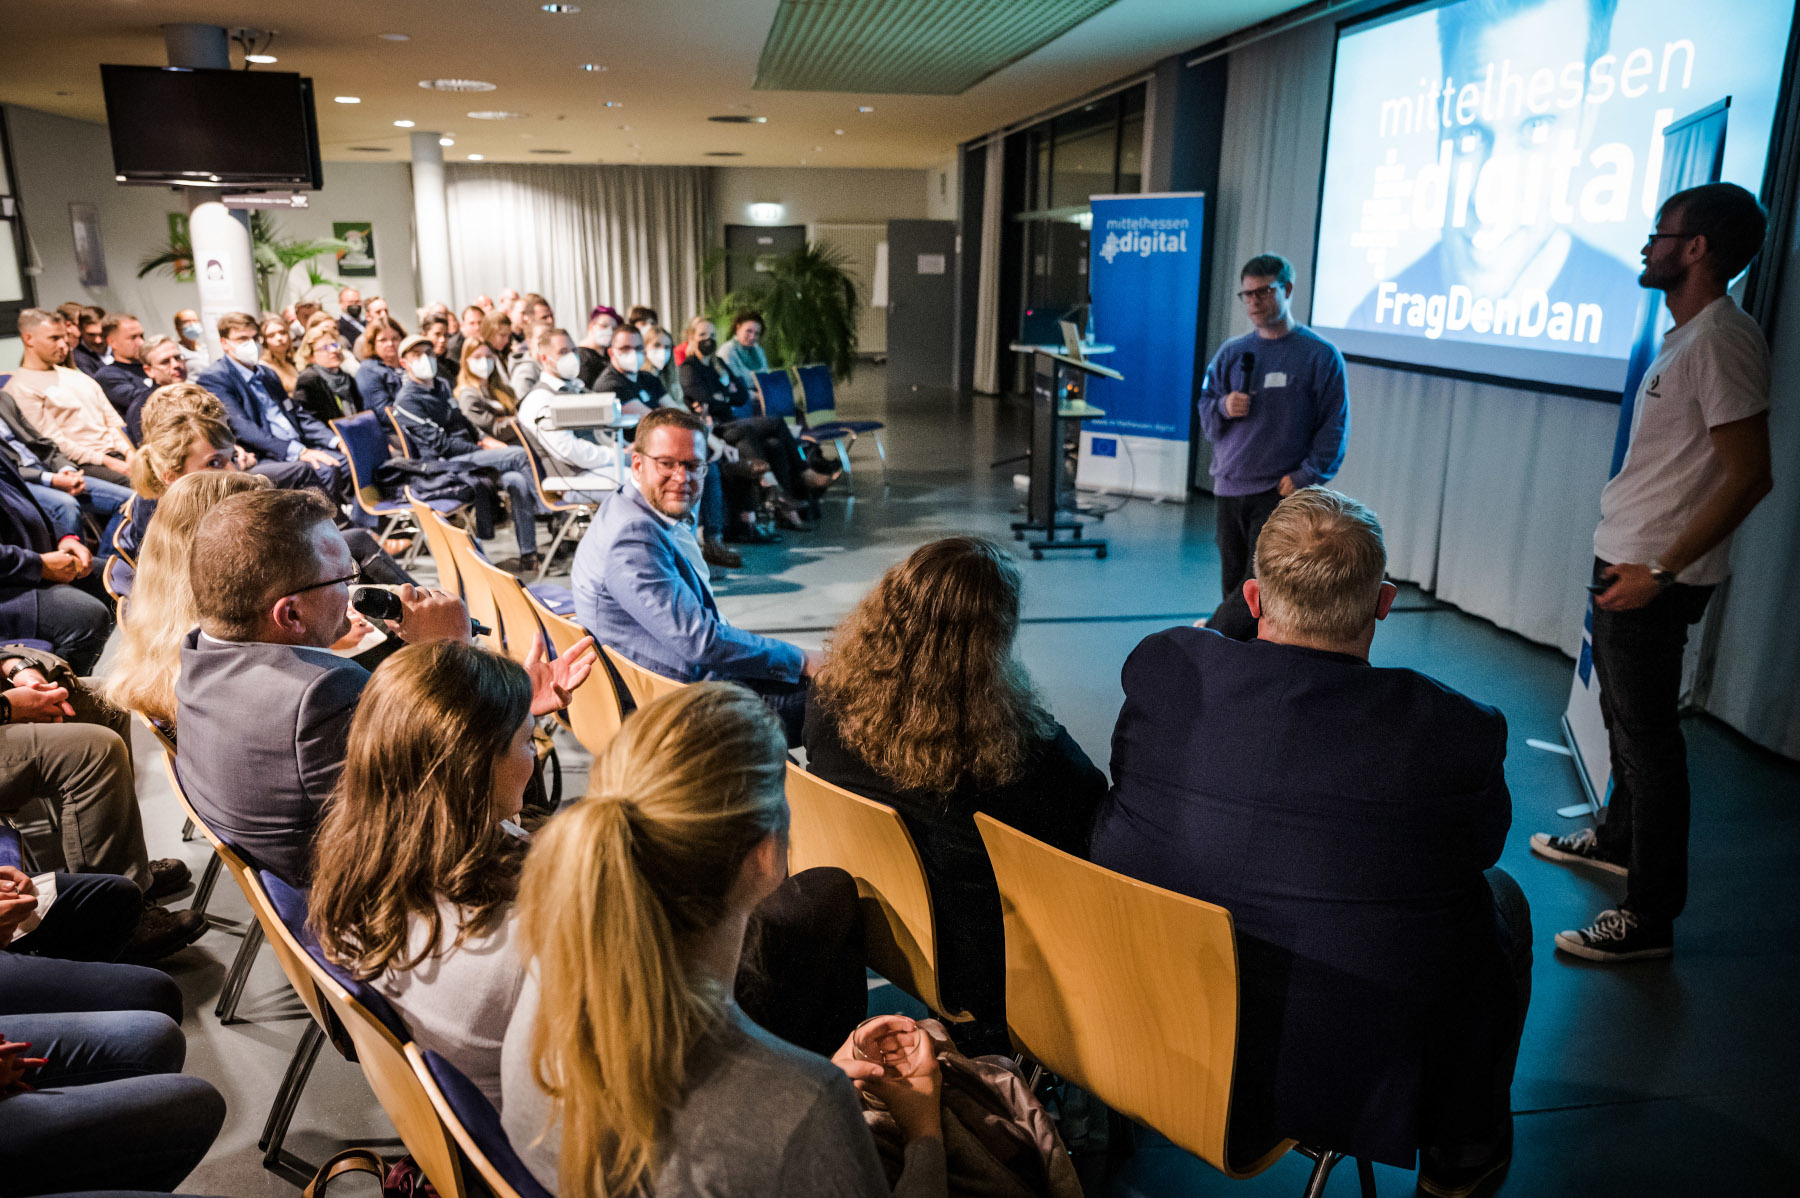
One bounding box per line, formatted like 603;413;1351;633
708;114;767;124
420;78;497;92
528;148;573;154
468;110;529;120
704;151;744;157
347;146;392;153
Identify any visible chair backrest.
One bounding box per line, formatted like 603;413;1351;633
466;553;539;666
410;1045;552;1198
599;644;685;709
387;407;417;459
783;764;969;1021
332;412;393;508
513;428;586;514
430;516;502;652
529;593;624;754
103;554;135;611
134;709;176;758
754;368;800;421
794;363;836;421
408;499;464;597
973;813;1292;1180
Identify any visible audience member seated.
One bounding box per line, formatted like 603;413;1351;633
336;286;368;354
0;387;132;559
571;408;817;741
0;643;203;960
67;304;109;378
422;313;459;386
123;334;191;442
1;869;225;1195
454;338;521;445
5;309;134;486
392;336;542;573
717;309;771;403
575;304;622;389
1089;488;1531;1194
0;450;112;675
92;312;150;418
446;303;484;369
644;324;684;409
365;295;404;337
517;326;621;499
104;470;270;730
592;323;669;412
503;683;938;1197
197;312;354;510
173;308;209;376
175;488;592;884
626;304;659;337
805;537;1106;1043
353;319;407;415
291;323;360;427
259;313;300;393
507;293;555;397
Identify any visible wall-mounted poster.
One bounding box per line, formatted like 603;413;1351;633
69;203;106;287
334;221;377;277
167;212;194;282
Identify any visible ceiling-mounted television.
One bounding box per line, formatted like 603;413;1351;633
100;64;323;189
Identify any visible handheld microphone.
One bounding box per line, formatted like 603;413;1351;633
352;587;492;639
1240;351;1257;395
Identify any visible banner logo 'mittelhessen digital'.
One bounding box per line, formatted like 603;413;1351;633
1098;215;1190;264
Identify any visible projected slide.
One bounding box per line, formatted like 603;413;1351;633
1311;0;1794;392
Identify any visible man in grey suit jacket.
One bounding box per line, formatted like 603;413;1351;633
571;407;817;743
175;488;595;884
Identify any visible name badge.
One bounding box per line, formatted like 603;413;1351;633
1264;371;1288;388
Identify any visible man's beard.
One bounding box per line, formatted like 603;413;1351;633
1638;260;1686;290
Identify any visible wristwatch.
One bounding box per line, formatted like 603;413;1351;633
1647;560;1677;590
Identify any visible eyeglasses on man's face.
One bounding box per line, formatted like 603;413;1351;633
290;561;362;597
640;453;707;479
1237;283;1282;303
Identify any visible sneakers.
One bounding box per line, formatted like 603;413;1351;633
1554;907;1672;962
144;857;192;902
1418;1121;1513;1198
1530;827;1627;877
120;901;208;963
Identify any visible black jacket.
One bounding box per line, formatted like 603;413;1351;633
94;360;152;419
0;390;76;478
393;377;482;460
0;452;63;642
679;355;752;423
593;365;667;409
293;365;360;428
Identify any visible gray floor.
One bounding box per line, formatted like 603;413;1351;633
75;363;1800;1195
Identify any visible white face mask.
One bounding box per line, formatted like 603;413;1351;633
646;345;670;370
181;322;204;342
407;355;437;382
614;349;641;374
230;338;262;366
470;356;495;379
289;321;305;340
555;351;582;380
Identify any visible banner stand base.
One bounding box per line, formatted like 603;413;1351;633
1558;712;1604;820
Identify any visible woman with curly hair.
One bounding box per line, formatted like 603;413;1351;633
803;536;1106;1038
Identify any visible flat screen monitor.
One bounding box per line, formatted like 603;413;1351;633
1309;0;1795;394
100;65;322;189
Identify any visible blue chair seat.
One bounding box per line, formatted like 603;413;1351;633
420;1049;554;1198
259;868;412;1044
807;419;885;436
1;639;56;655
525;583;576;617
0;824;23;871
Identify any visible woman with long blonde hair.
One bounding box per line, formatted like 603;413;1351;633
503;684;942;1198
803;537;1106;1041
309;641;536;1103
259;313;299;392
102;469;270;728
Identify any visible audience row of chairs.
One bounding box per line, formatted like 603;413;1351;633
753;363;887;477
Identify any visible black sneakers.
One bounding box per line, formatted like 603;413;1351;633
144;857;193;902
1554;907;1672;962
120;901;208;963
1530;827;1627;877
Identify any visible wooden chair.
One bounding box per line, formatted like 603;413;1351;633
459;548;538;666
409;498;465;597
162;754;264;1022
432;514;503;653
132;712;215;910
974;815;1373;1196
784;764;973;1023
600;644;686;709
408;1044;552;1198
514;430;603;581
527;591;625;755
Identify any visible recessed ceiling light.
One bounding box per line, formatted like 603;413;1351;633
813;145;823;151
579;63;606;72
439;137;455;146
379;32;411;41
707;114;766;124
540;3;580;11
115;174;125;180
245;54;277;63
467;154;484;161
834;129;844;135
604;100;624;109
858;106;874;112
421;78;496;92
394;120;415;128
468;110;529;120
618;125;631;131
334;96;361;104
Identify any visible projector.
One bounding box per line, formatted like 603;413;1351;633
539;393;635;430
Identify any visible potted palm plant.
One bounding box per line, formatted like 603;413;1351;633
708;240;861;380
138;212;350;313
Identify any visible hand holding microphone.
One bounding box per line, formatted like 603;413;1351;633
1224;351;1256;418
352;584;489;644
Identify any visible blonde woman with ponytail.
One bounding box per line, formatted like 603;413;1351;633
503;683;946;1198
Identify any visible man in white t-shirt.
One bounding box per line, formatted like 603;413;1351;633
1532;183;1774;963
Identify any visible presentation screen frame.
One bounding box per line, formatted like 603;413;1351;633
1307;0;1800;401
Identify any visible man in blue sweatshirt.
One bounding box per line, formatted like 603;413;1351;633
1197;253;1350;639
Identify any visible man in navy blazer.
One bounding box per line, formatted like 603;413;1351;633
1091;488;1530;1197
572;407;815;742
0;450;112;674
196;312;352;511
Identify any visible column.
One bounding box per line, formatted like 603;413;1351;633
411;131;454;309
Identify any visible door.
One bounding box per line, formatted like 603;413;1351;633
885;219;956;400
724;224;806;294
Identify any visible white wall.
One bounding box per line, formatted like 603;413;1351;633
712;166;927;234
925;155;960;221
5;105;419;340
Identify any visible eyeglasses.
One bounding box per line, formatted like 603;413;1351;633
289;562;362;596
1236;283;1280;303
316;341;341;353
1644;231;1697;244
639;453;706;478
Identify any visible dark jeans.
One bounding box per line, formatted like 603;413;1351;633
738;866;867;1057
1210;487;1284;640
700;461;728;538
29;583;115;677
1589;558;1715;923
453;447;539;559
4;871;143;967
720;416;811;499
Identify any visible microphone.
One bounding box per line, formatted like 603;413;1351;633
1240;351;1257;395
352;587;492;639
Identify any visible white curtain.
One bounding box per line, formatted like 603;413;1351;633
973;133;1006;395
443;163;712;331
1208;17;1799;755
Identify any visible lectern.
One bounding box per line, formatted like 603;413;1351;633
1008;343;1121;560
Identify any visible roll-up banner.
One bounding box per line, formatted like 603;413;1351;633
1078;192;1207;500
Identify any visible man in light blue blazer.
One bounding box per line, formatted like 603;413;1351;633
572;407;815;741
